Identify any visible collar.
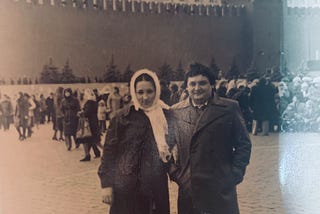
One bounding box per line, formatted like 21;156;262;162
191;99;209;110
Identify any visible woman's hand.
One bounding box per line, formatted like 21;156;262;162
77;111;83;117
101;187;113;205
171;144;178;164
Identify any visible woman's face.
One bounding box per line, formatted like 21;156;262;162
65;91;71;97
135;80;156;108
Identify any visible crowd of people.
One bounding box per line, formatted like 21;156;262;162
1;67;318;155
3;62;319;213
279;75;320;132
1;69;314;148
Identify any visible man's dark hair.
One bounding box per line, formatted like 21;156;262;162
114;87;120;93
184;63;215;86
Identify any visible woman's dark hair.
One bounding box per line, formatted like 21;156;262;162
134;73;156;90
63;88;73;98
170;83;179;92
183;63;216;87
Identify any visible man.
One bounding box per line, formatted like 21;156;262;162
0;94;14;131
107;87;123;118
169;63;251;214
46;93;54;123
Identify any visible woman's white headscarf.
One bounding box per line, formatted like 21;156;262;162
130;69;171;163
83;88;96;101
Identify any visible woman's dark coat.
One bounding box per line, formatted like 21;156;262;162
249;83;278;121
61;97;80;136
98;105;170;214
81;100;100;144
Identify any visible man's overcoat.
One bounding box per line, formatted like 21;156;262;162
169;95;252;214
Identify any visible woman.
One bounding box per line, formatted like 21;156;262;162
79;88;101;161
52;87;64;141
98;69;171;214
61;88;80;151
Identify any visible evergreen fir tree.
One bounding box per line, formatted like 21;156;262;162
209;57;221;80
87;76;91;83
17;78;22;85
122;64;134;82
22;77;28;85
173;60;185;81
60;60;77;83
158;62;174;81
79;77;86;83
28;78;32;85
39;58;60;83
10;79;15;85
225;57;240;80
103;55;121;83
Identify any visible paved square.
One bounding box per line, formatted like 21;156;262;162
1;124;320;214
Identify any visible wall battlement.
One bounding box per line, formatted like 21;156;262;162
13;0;246;17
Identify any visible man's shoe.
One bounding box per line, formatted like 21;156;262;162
80;155;91;162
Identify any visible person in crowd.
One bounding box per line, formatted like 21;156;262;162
61;88;81;151
178;82;189;102
170;83;180;106
0;94;14;131
46;93;54;123
232;82;252;132
98;69;171;214
160;80;171;105
79;88;101;161
226;79;238;99
216;80;228;98
32;95;41;129
122;92;132;106
93;88;102;103
97;99;107;133
249;78;277;135
25;93;36;138
168;63;251;214
265;78;279;132
15;92;30;141
39;94;47;124
52;87;64;141
107;87;123;116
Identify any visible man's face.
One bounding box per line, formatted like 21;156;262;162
186;75;212;105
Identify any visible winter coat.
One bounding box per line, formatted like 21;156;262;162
250;83;278;121
0;99;13;117
39;97;47;112
46;97;54;112
80;100;100;144
16;97;29;127
61;97;80;136
168;95;251;214
97;101;107;121
107;93;123;113
98;105;170;214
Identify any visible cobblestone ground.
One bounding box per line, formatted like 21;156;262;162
0;124;320;214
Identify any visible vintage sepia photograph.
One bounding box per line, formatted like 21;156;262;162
0;0;320;213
